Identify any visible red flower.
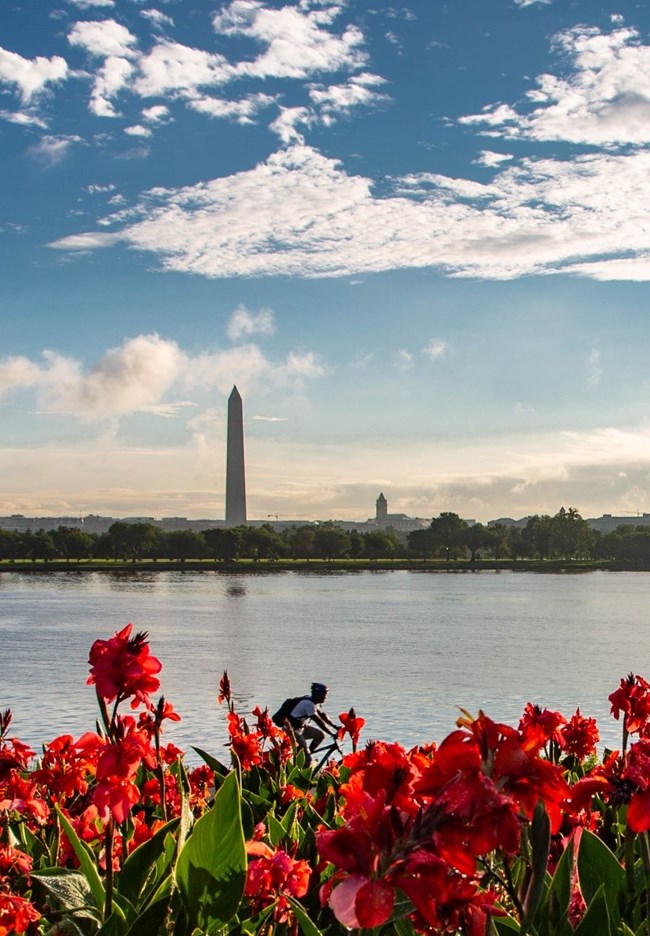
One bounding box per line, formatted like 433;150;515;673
0;892;41;936
561;709;599;761
218;670;231;706
609;673;650;735
339;708;365;750
245;847;310;923
0;844;32;878
0;771;48;824
93;719;154;823
87;624;162;710
518;703;567;752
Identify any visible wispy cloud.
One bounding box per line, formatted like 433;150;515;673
227;306;275;341
587;348;603;387
422;338;448;361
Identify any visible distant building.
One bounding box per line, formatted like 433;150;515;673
225;385;247;526
371;492;429;533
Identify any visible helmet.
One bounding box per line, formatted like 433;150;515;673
311;682;328;696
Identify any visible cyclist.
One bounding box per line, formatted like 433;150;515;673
289;682;338;765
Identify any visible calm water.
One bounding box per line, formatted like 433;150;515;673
1;569;648;759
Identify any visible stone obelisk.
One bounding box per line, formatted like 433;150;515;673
225;386;247;525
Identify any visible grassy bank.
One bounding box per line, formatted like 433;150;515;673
0;557;638;572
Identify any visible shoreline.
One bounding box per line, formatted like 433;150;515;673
0;557;644;573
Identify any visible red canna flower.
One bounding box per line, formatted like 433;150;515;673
245;846;311;923
339;707;365;751
0;892;41;936
0;844;32;878
561;709;600;761
93;718;154;823
518;703;567;753
87;623;162;710
609;673;650;736
0;771;48;824
218;670;231;706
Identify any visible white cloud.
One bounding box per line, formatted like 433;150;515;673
187;92;276;124
309;72;390;121
142;104;170;123
513;0;553;7
395;349;414;369
140;9;175;29
28;134;82;166
134;41;230;97
68;19;138;58
50;141;650;281
0;333;325;422
124;123;152;137
423;338;448;360
0;47;68;104
228;305;275;340
213;0;366;80
587;348;603;387
67;0;116;7
252;414;289;422
461;25;650;147
475;150;513;168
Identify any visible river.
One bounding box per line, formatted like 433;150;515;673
1;569;647;759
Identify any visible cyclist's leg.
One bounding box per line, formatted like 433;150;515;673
303;723;325;752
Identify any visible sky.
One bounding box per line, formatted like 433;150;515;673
3;0;650;524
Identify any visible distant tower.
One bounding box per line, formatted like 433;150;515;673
376;492;388;524
225;386;247;525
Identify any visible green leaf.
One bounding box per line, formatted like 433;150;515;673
574;883;613;936
192;746;229;778
549;832;574;920
55;805;105;911
118;817;179;907
96;906;127;936
268;812;285;847
525;801;551;925
286;896;324;936
124;875;174;936
32;869;101;921
175;769;247;932
577;828;624;926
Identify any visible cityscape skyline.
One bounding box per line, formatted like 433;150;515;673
3;1;650;523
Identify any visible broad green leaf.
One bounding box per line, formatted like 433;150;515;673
549;832;574;920
240;901;278;933
32;869;100;921
96;905;127;936
55;805;105;912
268;812;285;847
192;746;229;778
574;884;613;936
124;875;174;936
577;828;624;925
286;896;324;936
175;770;247;933
118;817;179;906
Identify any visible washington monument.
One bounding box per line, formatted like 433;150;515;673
225;386;247;525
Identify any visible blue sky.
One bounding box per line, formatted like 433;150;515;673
3;0;650;523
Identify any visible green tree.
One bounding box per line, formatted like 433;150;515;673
52;525;94;562
312;524;350;561
406;527;437;560
203;527;241;563
285;525;315;560
165;530;208;561
458;523;492;562
429;512;468;560
363;530;396;560
550;506;594;559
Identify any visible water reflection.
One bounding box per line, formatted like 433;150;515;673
2;569;650;759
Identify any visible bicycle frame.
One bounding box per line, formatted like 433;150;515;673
309;737;344;773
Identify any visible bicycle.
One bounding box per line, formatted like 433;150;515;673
309;735;344;773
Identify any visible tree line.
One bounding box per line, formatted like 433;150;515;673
3;508;650;563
